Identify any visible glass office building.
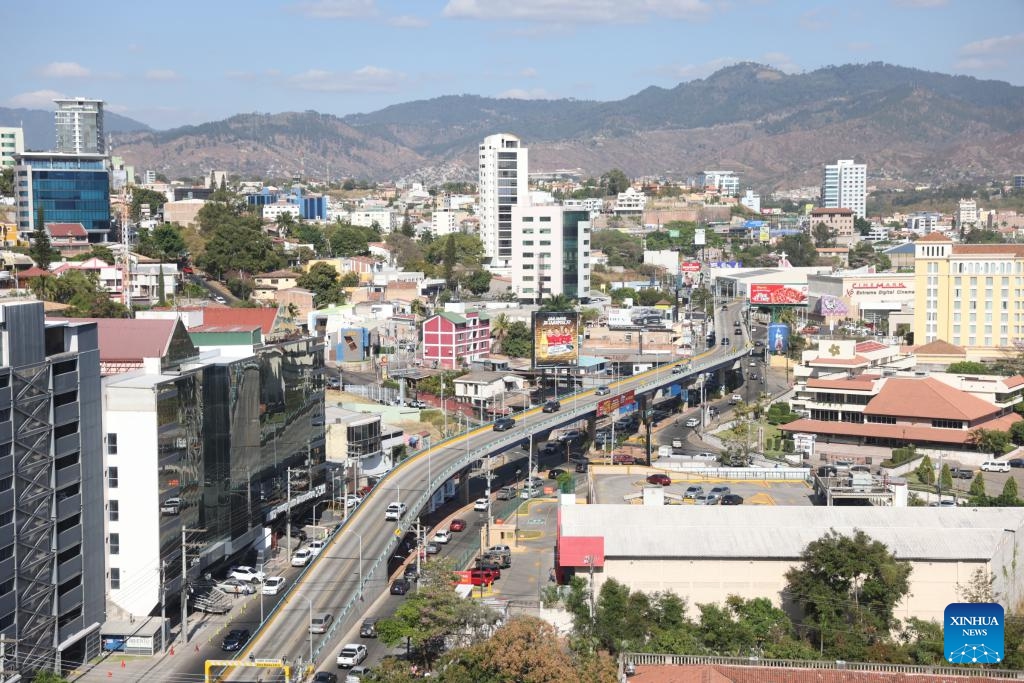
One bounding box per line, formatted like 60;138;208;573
14;152;111;242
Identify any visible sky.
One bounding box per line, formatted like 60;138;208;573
6;0;1023;130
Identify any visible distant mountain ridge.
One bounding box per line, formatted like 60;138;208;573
0;108;151;151
9;63;1024;187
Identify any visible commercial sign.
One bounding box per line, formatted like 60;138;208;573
944;602;1004;664
710;261;743;268
768;322;790;354
533;311;579;368
844;280;914;299
749;284;808;306
597;389;635;417
759;225;771;243
679;261;702;273
694;228;706;245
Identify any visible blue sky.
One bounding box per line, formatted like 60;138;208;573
6;0;1023;130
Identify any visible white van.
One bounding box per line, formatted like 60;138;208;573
980;460;1010;473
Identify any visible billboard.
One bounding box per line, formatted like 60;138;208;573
679;261;702;273
749;284;808;306
759;225;771;242
533;311;579;368
597;389;635;417
710;260;743;268
768;322;790;354
694;228;706;246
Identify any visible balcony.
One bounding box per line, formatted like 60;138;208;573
57;492;81;520
55;432;80;456
57;555;82;584
57;524;82;550
55;464;79;489
53;371;78;395
57;584;84;613
54;402;79;426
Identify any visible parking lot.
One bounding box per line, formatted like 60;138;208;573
592;471;815;506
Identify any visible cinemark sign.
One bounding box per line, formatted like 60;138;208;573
597;390;635;417
679;261;702;273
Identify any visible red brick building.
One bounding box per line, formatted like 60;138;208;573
422;310;491;369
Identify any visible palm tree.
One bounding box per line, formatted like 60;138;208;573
490;313;510;353
539;293;575;312
28;275;59;302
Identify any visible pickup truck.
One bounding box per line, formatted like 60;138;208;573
728;394;743;405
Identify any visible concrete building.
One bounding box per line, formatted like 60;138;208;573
821;159;867;219
613;188;646;215
14;152;111;241
253;269;301;302
54;97;105;155
957;198;978;227
913;232;1024;353
46;222;91;257
697;171;739;195
556;505;1024;625
325;409;382;466
0;301;105;673
162;198;205;227
0;127;24;169
479;133;529;273
421;308;491;370
453;371;528;415
101;319;325;618
509;206;591;303
739;189;760;213
349;209;396;231
809;207;856;245
806;272;915;330
430;210;458;237
906;211;944;235
261;202;301;222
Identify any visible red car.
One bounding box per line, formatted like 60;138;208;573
449;518;467;532
646;473;672;486
612;453;636;465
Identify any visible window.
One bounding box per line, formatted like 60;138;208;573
109;533;119;555
109;500;119;522
106;433;117;455
108;467;118;489
866;415;896;424
110;568;120;590
932;419;963;429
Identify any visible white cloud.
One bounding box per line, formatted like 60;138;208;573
953;57;1005;71
497;87;551;99
8;90;66;108
39;61;91;78
443;0;711;23
664;57;736;80
959;33;1024;56
761;51;799;73
145;69;180;81
389;14;429;27
290;0;378;18
520;67;539;78
288;66;405;92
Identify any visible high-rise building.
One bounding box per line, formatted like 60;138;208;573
509;206;591;303
478;133;528;273
957;199;978;227
54;98;105;155
0;127;24;168
696;171;739;195
0;301;105;673
821;159;867;219
14;152;111;242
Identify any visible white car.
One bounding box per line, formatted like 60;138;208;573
685;417;700;428
229;566;265;583
336;643;368;668
473;497;489;511
291;549;313;567
431;529;452;544
307;540;327;556
342;494;362;508
346;666;372;683
261;576;287;595
384;502;407;521
216;579;255;595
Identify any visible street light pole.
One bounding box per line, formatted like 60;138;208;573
180;526;206;645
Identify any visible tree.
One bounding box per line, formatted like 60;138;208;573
501;321;532;358
130;187;169;221
325;221;377;257
72;244;116;263
339;271;360;287
293;223;327;254
784;529;912;659
0;167;13;196
812;222;836;248
297;262;346;307
138;224;187;261
968;471;987;501
1011;421;1024;446
998;476;1020;505
854;216;872;236
196;216;281;280
461;269;492;296
600;169;631;195
425;234;485;276
490;313;510;353
29;206;59;269
776;233;818;267
946;360;991;374
591;230;643;268
940;463;953;491
968;428;1011;456
914;455;935;485
540;293;576;312
964;228;1006;244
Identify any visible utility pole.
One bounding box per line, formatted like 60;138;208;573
415;519;422;591
484;455;495;548
160;561;168;651
286;466;302;557
180;526;206;645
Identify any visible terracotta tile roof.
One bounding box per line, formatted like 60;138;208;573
45;222;87;238
913;339;965;356
19;266;52;278
201;307;278;336
806;377;876;391
854;340;888;353
951;244;1024;256
255;269;299;279
780;413;1020;445
633;663;1012;683
864;377;1001;421
54;318;178;362
191;324;261;333
916;232;951;242
1004;375;1024;389
811;355;869;366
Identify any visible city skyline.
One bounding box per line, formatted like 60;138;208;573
4;0;1023;130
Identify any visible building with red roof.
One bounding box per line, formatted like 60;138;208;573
46;222;90;256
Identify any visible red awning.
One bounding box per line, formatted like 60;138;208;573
558;536;605;567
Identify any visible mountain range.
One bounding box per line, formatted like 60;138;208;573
4;62;1023;189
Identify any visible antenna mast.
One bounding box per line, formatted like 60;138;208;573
120;187;133;312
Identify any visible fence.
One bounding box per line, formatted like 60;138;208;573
622;653;1024;679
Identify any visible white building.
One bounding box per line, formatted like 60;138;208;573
261;202;301;222
442;193;476;210
54;97;105;154
430;210;458;237
0;126;24;168
613;187;647;215
697;171;740;195
479;133;529;273
821;159;867;219
562;198;603;213
739;189;761;213
509;205;591;303
349;209;396;231
905;211;944;234
957;199;978;227
863;224;891;242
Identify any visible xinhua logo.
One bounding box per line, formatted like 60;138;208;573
945;603;1004;664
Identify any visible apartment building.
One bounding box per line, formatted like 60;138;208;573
957;199;978;227
430;210;458;237
509;206;591;303
421;308;491;370
809;207;856;245
54;98;105;155
697;171;739;195
479;133;529;273
821;159;866;219
0;127;23;169
14;152;111;241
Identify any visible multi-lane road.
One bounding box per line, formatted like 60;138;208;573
200;303;751;681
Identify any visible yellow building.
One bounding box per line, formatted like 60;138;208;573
914;232;1024;357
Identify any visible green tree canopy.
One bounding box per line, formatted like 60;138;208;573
776;233;819;267
325;221;378;257
297;262;346;308
460;269;492;296
425;234;485;274
501;321;532;358
72;244;116;264
591;230;643;268
29;206;59;269
600;169;631;195
130;187;169;221
812;222;837;248
539;293;576;312
196;215;281;279
946;360;992;374
0;167;13;196
137;223;187;260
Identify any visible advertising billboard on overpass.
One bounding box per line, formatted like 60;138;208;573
597;389;635;417
533;311;579;368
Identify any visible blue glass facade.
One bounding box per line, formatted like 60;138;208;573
16;155;111;241
301;195;327;220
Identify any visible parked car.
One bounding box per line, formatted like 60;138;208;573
671;365;684;374
384;502;407;520
683;485;704;499
951;467;974;479
449;518;467;532
684;417;700;428
542;400;561;413
488;545;512;556
313;672;338;683
709;485;731;497
548;468;566;479
221;629;250;652
216;579;255;595
424;542;441;555
981;460;1010;473
261;576;287;595
558;429;584;443
720;494;744;505
391;578;412;595
336;644;368;669
291;548;313;567
612;452;636;465
695;492;717;505
326;376;341;390
595;386;611;396
729;394;743;405
346;666;372;683
229;566;265;583
1010;458;1024;468
431;529;452;544
493;417;516;431
473;497;489;511
309;613;333;634
307;540;327;556
646;473;672;486
359;618;379;638
160;497;181;515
